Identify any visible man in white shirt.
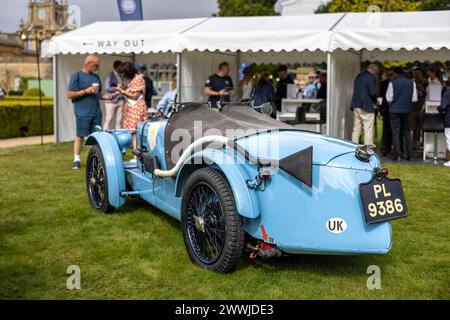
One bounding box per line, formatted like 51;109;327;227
157;73;177;116
386;67;418;161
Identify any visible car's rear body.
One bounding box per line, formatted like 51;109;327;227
234;130;392;255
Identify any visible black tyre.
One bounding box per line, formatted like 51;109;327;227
86;145;115;213
181;167;244;273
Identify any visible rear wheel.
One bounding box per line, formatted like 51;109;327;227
86;145;115;213
181;167;244;273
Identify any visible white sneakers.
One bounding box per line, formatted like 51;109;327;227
444;161;450;167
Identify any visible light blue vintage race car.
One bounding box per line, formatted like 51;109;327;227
85;103;407;273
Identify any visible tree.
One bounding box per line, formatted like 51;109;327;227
215;0;278;17
420;0;450;10
315;2;332;13
316;0;450;13
316;0;421;13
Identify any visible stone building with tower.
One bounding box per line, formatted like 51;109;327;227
0;0;74;94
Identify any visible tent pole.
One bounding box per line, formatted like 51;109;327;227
176;52;182;102
236;51;241;101
35;35;43;145
53;54;59;143
326;52;332;136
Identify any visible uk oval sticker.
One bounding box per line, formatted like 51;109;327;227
326;218;347;234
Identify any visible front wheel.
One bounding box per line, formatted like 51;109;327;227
86;145;115;213
181;167;244;273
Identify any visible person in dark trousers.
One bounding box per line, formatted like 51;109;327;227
316;72;327;100
136;64;158;109
274;65;294;114
386;67;418;161
203;62;235;108
410;67;428;149
379;68;394;156
350;64;379;146
438;80;450;167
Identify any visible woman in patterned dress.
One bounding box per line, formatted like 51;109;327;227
114;62;148;149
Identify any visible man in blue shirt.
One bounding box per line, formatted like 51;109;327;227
204;62;234;108
304;71;318;99
67;55;104;170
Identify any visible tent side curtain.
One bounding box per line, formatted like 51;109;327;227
328;50;361;140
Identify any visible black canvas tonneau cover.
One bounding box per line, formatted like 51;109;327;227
164;103;295;170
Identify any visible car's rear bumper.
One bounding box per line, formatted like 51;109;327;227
276;234;392;255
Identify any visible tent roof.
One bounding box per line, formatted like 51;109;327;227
47;14;344;55
47;11;450;55
180;14;344;52
46;18;208;55
332;11;450;51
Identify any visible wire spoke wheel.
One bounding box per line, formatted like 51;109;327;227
87;155;105;209
86;145;114;213
186;182;225;264
181;167;244;273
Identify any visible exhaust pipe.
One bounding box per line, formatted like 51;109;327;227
248;242;283;259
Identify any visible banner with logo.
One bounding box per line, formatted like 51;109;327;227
117;0;143;21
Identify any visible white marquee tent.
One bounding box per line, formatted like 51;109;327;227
46;11;450;142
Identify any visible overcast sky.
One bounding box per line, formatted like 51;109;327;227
0;0;219;33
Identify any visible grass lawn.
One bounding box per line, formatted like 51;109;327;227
0;143;449;300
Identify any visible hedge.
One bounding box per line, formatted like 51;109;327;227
3;96;53;102
0;101;54;139
8;91;23;96
23;88;45;97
